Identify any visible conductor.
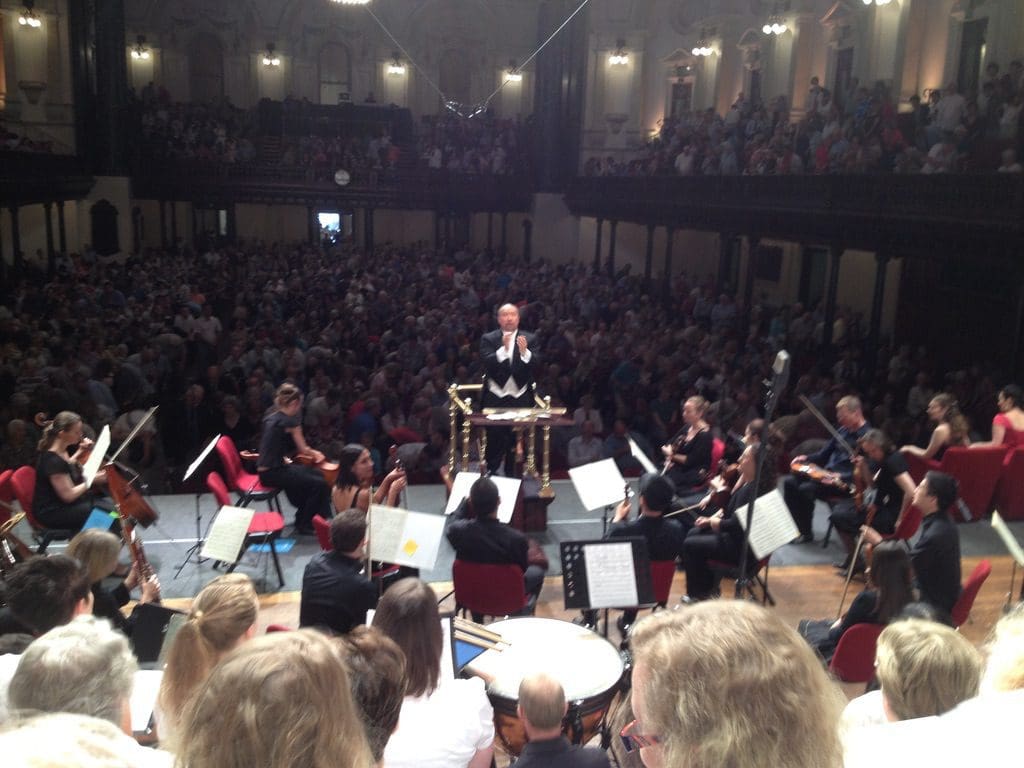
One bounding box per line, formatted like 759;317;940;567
480;303;538;475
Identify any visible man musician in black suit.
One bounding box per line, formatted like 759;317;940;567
480;303;538;475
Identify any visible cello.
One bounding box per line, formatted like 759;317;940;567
106;465;161;601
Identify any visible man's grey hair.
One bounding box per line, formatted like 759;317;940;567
8;615;137;726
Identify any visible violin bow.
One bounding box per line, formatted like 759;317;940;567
798;395;857;459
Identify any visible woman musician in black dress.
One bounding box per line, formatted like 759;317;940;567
661;396;714;493
257;383;332;535
34;411;109;531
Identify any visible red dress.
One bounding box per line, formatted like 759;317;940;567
993;413;1024;447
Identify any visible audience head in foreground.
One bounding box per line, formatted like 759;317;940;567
8;615;137;731
3;555;92;636
628;601;845;768
371;577;443;698
339;625;407;765
176;629;372;768
157;574;258;745
0;712;170;768
875;618;982;720
982;602;1024;693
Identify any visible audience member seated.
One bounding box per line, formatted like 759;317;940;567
628;602;845;768
7;615;146;739
155;574;258;748
901;393;970;460
338;625;408;767
567;419;603;467
66;529;161;636
175;630;373;768
840;617;981;734
681;442;776;602
372;578;494;768
299;508;378;635
799;540;914;662
512;672;610;768
861;471;961;621
0;712;170;768
446;476;547;604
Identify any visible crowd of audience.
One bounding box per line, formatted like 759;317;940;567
416;112;530;175
0;238;1009;491
587;65;1024;177
0;121;55;154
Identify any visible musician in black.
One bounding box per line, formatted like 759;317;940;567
661;396;714;493
829;429;915;572
782;395;870;543
34;412;108;531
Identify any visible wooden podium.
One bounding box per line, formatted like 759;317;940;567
447;384;573;502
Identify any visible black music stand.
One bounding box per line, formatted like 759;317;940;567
560;538;655;639
175;434;221;577
735;350;789;599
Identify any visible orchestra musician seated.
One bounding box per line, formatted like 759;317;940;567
783;395;870;543
860;471;962;623
257;383;332;536
680;442;777;603
661;396;713;494
66;528;161;637
300;509;378;635
446;477;547;608
34;411;109;532
830;429;915;575
332;443;407;513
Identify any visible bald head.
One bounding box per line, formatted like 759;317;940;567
518;672;567;733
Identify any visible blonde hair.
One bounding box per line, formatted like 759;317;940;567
875;619;981;720
931;393;969;446
175;630;373;768
158;574;258;740
630;602;845;768
37;411;82;451
274;382;302;410
981;603;1024;693
66;529;121;584
837;395;863;414
685;395;709;415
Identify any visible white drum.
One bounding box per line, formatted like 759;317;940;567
464;617;625;756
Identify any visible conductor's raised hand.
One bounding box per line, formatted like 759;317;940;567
516;334;528;355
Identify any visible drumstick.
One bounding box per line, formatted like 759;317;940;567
454;630;507;652
454;617;506;644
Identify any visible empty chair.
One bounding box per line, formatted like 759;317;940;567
214;435;283;513
205;471;285;588
452;559;529;623
951;559;992;629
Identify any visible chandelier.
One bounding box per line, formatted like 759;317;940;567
692;29;713;57
131;35;151;60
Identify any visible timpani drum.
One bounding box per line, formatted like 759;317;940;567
463;617;626;757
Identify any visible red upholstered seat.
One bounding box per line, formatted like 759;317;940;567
951;559;992;629
11;465;75;553
901;446;1006;522
994;447;1024;521
452;559;528;621
215;435;282;512
829;623;884;683
206;471;285;588
649;560;677;607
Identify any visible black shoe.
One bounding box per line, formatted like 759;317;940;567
573;615;597;631
615;615;632;636
794;533;814;544
833;557;852;570
293;523;315;536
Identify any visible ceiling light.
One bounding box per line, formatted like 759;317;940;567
262;43;280;67
609;39;629;66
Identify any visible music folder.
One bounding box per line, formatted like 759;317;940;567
559;538;655;610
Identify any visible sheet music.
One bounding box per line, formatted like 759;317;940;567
583;541;639;609
991;512;1024;567
443;471;520;524
628;438;658;476
82;425;110;489
130;669;163;733
569;458;628;511
184;433;221;482
370;504;446;569
200;506;255;562
734;489;800;560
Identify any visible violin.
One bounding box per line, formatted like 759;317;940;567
242;450;339;487
789;459;853;495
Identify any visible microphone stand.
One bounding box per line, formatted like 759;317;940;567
735;351;789;600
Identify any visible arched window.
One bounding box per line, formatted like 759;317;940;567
439;49;471;107
319;42;352;105
189;33;224;102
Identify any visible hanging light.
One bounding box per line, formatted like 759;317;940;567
262;43;281;67
331;0;371;4
18;1;41;28
691;30;713;57
762;7;788;35
504;59;522;83
386;52;406;75
608;39;630;66
131;34;151;60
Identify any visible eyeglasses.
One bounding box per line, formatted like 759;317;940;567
620;718;661;752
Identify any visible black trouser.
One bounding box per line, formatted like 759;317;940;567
482;390;531;476
259;465;331;527
682;529;740;600
829;499;898;537
781;475;840;537
36;495;115;531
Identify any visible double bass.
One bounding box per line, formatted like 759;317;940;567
106;466;161;600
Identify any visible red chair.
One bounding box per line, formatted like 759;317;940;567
0;469;14;525
902;451;934;485
214;436;282;513
951;559;992;629
829;623;884;683
10;465;76;554
206;471;285;588
650;560;677;608
452;559;529;623
313;513;333;551
994;447;1024;521
710;438;725;471
939;447;1007;522
885;505;922;545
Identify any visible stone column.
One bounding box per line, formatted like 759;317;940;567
56;201;67;255
43;202;55;278
593;218;603;274
822;244;844;350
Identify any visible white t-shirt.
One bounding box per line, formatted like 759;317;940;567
382;677;494;768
